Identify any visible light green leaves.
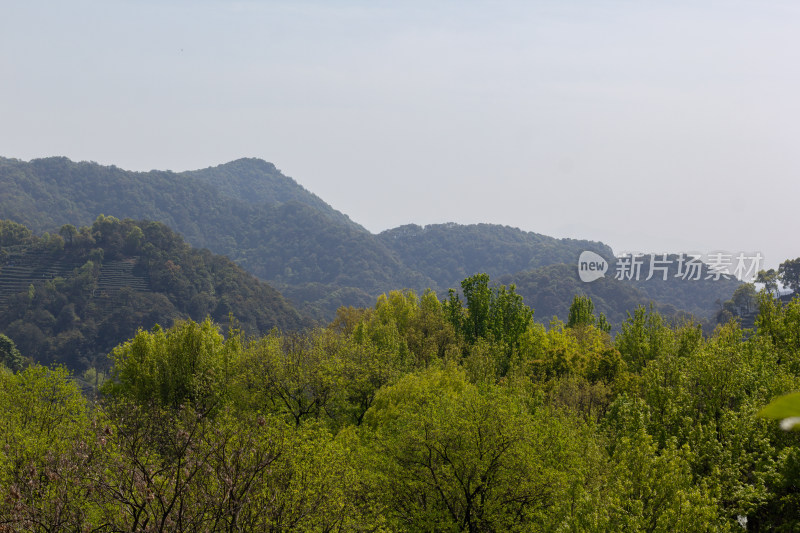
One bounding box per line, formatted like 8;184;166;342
760;392;800;430
104;318;241;415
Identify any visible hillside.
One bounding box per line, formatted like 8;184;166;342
0;156;432;316
378;224;737;326
624;253;740;319
379;223;612;291
183;158;364;231
0;156;734;321
500;264;680;328
0;218;308;369
499;255;739;329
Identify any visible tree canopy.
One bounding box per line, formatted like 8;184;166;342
0;157;733;321
2;273;798;530
0;217;308;370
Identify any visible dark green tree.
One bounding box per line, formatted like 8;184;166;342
461;273;493;344
567;295;596;329
0;220;33;246
757;268;780;297
567;295;612;333
58;224;77;246
779;258;800;293
731;283;758;314
0;334;24;371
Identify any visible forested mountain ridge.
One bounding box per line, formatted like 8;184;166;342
182;157;365;231
379;222;613;291
500;257;740;326
0;156;735;321
0;218;309;370
501;264;664;326
0;156;433;316
0;156;359;235
0;156;254;257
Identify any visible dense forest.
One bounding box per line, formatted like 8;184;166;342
0;156;735;321
0;218;308;370
0;217;741;372
0;156;427;316
4;154;791;530
1;273;800;530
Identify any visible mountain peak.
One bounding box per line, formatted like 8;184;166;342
212;157;279;173
183;159;365;232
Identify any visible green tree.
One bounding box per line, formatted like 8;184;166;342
488;282;534;353
0;219;33;246
446;274;534;364
568;294;596;329
602;430;727;532
58;223;78;246
567;294;611;332
615;305;672;373
364;366;585;531
731;282;758;314
779;258;800;293
461;273;493;344
757;268;780;297
235;329;344;427
0;333;24;371
0;365;93;528
103;318;243;415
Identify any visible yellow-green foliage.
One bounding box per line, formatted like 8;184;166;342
104;318;242;414
4;278;800;530
363;366;590;531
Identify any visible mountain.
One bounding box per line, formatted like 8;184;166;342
497;251;742;331
0;156;432;317
378;223;612;291
183;158;364;231
500;264;682;328
0;218;309;370
0;156;735;322
622;253;740;319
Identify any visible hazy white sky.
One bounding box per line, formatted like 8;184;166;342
2;0;798;268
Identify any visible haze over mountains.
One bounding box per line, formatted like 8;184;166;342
0;155;737;327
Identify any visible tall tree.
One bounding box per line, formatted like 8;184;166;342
757;268;780;296
567;295;596;329
779;258;800;293
461;273;493;344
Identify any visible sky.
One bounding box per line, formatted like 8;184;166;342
2;0;798;269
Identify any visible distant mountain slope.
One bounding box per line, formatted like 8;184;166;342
229;200;432;294
499;264;685;329
501;264;645;324
622;254;740;319
0;218;309;369
183;158;364;231
500;257;738;330
0;156;244;249
379;223;612;291
0;156;431;316
0;156;733;321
